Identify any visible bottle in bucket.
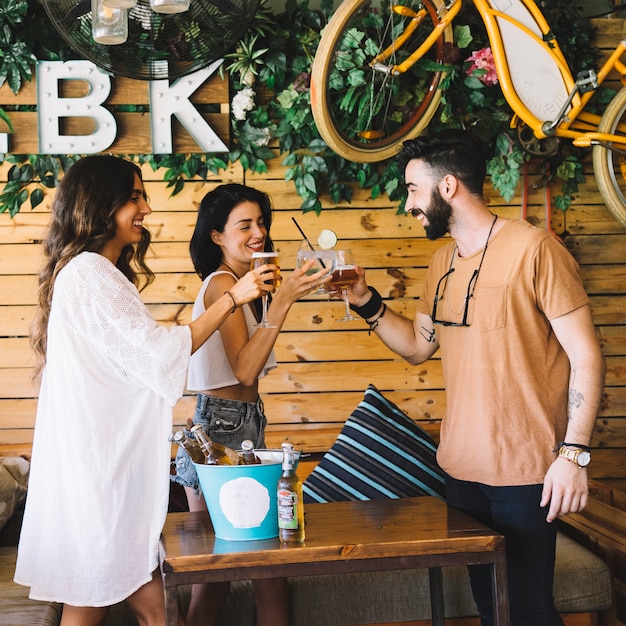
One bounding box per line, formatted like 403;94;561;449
239;439;262;465
190;424;238;465
277;442;305;543
169;430;205;465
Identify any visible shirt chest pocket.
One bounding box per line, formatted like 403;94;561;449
473;284;507;332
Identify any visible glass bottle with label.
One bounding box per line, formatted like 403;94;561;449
277;442;305;543
169;430;205;465
239;439;262;465
190;424;237;466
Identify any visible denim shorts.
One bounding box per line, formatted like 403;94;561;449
171;394;267;495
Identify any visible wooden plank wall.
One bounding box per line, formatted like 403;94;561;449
1;20;625;487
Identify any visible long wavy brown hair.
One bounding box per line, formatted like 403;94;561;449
30;156;155;383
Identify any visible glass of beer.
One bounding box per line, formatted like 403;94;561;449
250;251;280;328
330;249;358;322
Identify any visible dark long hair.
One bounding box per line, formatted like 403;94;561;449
189;183;274;280
30;155;154;383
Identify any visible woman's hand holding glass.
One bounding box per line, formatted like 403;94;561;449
248;252;333;329
270;258;334;308
296;242;337;295
228;265;274;308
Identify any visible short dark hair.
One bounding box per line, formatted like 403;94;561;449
190;183;274;280
396;129;486;197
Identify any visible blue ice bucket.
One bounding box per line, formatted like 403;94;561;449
194;449;296;541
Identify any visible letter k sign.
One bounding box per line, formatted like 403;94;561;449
150;59;228;154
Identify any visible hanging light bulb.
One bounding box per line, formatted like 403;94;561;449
92;0;128;45
102;0;138;8
149;0;190;14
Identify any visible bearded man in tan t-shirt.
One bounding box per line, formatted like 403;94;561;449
346;129;605;626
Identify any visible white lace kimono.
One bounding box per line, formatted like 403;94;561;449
14;252;192;606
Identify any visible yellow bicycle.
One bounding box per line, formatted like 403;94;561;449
310;0;626;226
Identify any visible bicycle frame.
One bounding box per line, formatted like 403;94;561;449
376;0;626;148
371;0;462;73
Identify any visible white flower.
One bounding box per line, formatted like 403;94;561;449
257;127;272;147
232;87;256;121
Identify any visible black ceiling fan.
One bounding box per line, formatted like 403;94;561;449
41;0;261;81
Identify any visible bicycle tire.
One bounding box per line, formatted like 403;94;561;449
592;86;626;229
311;0;452;163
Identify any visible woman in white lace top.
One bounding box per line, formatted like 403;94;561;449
14;156;271;626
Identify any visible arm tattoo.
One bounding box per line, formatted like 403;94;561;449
420;325;436;343
568;388;584;416
568;370;584;420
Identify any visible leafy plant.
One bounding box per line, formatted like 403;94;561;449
217;0;609;212
0;154;79;216
0;0;37;94
417;0;605;209
0;0;609;215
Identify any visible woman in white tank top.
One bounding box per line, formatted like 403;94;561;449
174;184;330;626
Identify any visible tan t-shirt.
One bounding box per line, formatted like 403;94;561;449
416;219;589;486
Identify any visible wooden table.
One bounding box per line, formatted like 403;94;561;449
159;496;509;626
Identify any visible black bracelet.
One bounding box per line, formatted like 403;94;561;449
366;302;386;335
349;287;383;319
224;290;238;314
553;441;591;453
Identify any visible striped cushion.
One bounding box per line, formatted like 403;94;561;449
303;385;446;503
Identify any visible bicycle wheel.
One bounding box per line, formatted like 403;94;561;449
593;86;626;229
311;0;452;163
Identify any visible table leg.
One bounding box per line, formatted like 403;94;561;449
491;553;510;626
162;576;179;626
428;567;445;626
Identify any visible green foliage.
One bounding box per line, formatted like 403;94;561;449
0;0;610;215
0;1;36;94
0;1;74;95
554;155;586;210
142;154;232;195
0;154;79;216
220;0;607;212
425;0;602;207
486;135;525;203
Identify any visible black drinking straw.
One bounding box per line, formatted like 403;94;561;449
291;217;326;269
291;217;314;250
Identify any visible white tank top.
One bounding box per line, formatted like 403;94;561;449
187;270;277;391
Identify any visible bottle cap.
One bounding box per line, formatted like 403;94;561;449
281;442;295;469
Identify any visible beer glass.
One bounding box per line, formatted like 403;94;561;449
250;251;280;328
331;249;358;322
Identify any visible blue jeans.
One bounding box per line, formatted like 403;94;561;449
171;394;267;495
445;475;563;626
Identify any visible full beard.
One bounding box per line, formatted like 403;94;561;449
422;187;452;241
